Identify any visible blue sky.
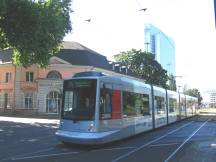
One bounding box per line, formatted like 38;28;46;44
64;0;216;93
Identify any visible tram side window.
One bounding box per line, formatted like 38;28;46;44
169;98;177;113
142;94;150;115
123;92;150;117
192;101;196;110
186;101;191;110
188;101;193;114
189;101;193;109
100;88;112;119
155;96;165;114
123;92;137;117
180;98;185;111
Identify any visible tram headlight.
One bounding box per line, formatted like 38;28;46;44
88;123;94;132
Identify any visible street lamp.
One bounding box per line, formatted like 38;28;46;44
138;7;148;52
174;76;183;91
174;76;183;86
177;85;181;93
144;42;150;52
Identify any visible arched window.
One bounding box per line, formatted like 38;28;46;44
47;71;62;79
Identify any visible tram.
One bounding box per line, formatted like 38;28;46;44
56;71;198;144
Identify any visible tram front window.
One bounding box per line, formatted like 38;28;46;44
62;79;96;121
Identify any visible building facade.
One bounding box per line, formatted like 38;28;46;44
144;24;176;76
206;90;216;108
0;42;116;114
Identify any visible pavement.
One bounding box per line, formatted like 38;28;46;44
199;108;216;115
0;115;216;162
0;112;60;119
0;116;59;125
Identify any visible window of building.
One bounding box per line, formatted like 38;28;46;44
155;96;165;114
5;72;12;83
46;91;61;113
24;92;33;109
26;72;34;82
4;93;11;109
150;35;156;54
47;71;62;79
123;91;150;117
169;98;177;113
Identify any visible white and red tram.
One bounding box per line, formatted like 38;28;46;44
56;71;198;144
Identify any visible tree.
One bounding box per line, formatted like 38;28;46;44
184;88;203;106
167;74;177;91
0;0;72;67
114;49;169;89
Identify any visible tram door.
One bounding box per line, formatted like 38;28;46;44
99;83;122;131
100;88;121;120
111;90;121;119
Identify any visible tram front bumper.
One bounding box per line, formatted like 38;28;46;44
55;130;119;145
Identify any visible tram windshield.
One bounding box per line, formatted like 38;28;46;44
62;79;97;121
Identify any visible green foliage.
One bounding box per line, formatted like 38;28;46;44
184;88;203;106
167;74;177;91
114;49;169;89
0;0;72;67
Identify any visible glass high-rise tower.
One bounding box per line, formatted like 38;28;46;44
144;24;176;76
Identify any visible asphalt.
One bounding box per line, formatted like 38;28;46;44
0;115;216;162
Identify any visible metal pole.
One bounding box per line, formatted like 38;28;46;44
150;84;155;129
144;42;150;52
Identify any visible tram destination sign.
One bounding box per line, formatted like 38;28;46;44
65;79;95;89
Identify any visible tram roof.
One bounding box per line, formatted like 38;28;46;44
71;71;151;88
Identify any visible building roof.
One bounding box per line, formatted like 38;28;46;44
0;42;111;70
56;42;111;70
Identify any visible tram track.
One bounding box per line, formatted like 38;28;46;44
20;118;201;162
164;118;210;162
111;117;210;162
0;119;195;162
0;116;214;162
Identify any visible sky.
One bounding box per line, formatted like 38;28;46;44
64;0;216;95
